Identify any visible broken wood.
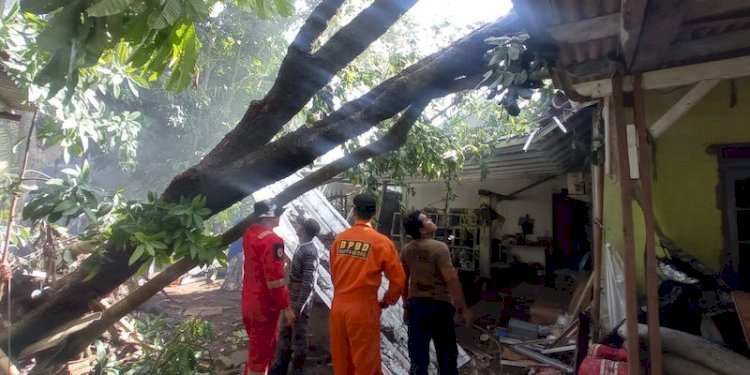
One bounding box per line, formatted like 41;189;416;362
18;312;101;359
508;345;574;374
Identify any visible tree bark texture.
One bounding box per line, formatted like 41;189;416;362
2;10;523;358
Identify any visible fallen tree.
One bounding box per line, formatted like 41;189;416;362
3;0;524;361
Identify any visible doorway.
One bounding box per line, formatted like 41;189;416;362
720;147;750;290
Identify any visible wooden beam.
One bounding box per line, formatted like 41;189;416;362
571;55;750;97
685;0;750;22
650;79;720;138
0;111;22;122
665;28;750;64
633;73;663;375
591;103;605;340
611;75;641;375
632;0;686;71
620;0;648;68
546;13;620;44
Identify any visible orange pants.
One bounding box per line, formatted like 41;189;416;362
329;300;382;375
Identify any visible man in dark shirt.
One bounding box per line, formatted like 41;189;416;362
401;211;473;375
270;218;321;375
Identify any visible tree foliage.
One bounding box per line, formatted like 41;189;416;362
17;0;294;98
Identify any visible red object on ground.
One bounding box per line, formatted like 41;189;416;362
578;344;629;375
588;344;629;362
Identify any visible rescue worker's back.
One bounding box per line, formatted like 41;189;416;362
330;222;404;303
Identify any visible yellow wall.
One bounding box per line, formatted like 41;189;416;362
603;78;750;290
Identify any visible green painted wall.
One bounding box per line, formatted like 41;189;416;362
603;78;750;290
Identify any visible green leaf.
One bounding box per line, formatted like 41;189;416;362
87;0;135;17
129;244;146;265
165;23;200;92
53;199;76;213
148;0;182;29
508;45;521;61
273;0;293;17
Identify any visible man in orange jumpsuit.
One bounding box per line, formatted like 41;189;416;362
243;201;296;375
329;193;406;375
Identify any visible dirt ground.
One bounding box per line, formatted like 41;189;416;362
138;277;519;375
139;279;333;375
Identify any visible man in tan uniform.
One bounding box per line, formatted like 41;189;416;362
401;211;473;375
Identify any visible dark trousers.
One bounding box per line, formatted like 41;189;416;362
406;298;458;375
269;311;309;375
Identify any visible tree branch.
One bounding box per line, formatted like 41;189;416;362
196;0;421;171
275;98;430;204
188;12;523;212
313;0;419;73
291;0;346;53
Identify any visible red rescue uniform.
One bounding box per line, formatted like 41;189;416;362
329;220;406;375
242;223;290;375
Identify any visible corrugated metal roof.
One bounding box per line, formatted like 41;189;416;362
422;102;596;182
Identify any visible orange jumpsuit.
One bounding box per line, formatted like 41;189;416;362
242;224;290;375
329;220;406;375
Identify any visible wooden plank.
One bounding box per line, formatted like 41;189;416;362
571;55;750;97
633;73;663;375
592;102;605;340
620;0;648;68
665;28;750;65
611;75;641;375
18;312;102;359
650;79;720;138
631;0;686;71
685;0;750;21
546;13;620;43
732;291;750;349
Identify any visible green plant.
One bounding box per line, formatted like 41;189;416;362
132;316;215;375
481;33;551;117
225;328;248;346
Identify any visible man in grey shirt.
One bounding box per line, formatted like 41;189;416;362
401;211;472;375
270;218;320;375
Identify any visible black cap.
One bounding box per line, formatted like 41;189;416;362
353;193;377;214
254;200;285;218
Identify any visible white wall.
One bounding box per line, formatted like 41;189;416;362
407;176;585;238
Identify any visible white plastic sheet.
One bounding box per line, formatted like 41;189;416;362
601;243;626;332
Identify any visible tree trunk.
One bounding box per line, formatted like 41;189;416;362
2;10;523;358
